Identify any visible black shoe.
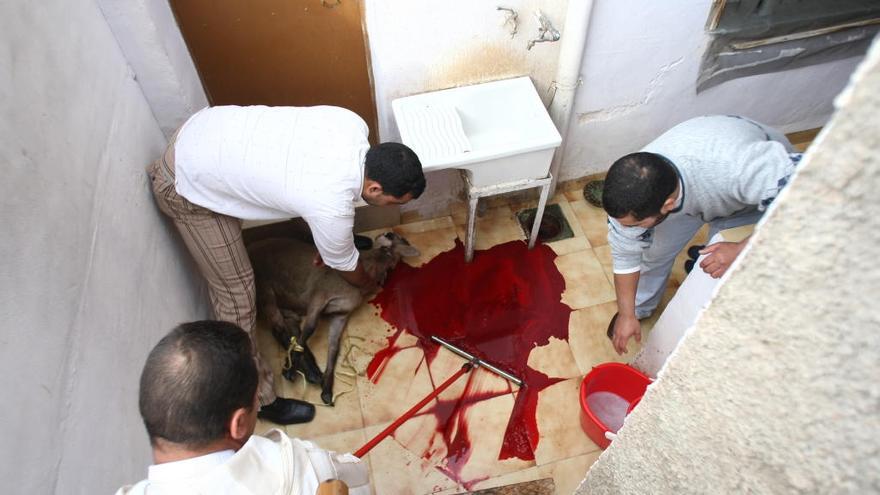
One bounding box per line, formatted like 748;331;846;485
258;397;316;425
686;245;705;260
606;312;619;340
684;258;696;274
354;234;373;251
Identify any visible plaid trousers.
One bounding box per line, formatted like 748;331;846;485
148;138;277;405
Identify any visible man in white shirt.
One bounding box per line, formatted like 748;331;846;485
148;105;425;424
117;320;371;495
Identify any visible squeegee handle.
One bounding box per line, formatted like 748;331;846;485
354;363;472;458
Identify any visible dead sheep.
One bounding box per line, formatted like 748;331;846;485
248;232;419;405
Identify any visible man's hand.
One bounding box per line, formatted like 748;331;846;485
316;479;349;495
337;259;379;295
612;313;642;355
698;240;747;278
313;253;325;267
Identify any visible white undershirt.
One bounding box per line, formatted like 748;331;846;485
147;449;234;483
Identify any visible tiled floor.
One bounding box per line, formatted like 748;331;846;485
253;179;706;494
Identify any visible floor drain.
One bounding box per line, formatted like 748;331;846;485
516;203;574;244
583;179;604;208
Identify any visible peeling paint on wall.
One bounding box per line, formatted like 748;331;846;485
577;58;684;124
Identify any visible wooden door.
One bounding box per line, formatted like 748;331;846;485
170;0;378;143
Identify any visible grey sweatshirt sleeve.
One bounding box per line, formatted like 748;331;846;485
607;217;650;274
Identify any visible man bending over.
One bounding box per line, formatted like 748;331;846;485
602;115;800;354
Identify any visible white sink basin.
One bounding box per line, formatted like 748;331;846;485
392;76;562;187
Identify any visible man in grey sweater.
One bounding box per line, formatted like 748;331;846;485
603;115;800;354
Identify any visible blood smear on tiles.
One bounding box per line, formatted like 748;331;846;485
586;391;630;433
367;239;572;485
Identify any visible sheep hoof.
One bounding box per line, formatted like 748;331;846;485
281;352;323;384
321;390;334;406
281;366;299;383
298;352;324;385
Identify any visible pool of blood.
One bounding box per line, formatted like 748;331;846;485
367;239;572;481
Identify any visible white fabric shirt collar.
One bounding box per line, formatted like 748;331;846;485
672;177;685;211
147;449;235;483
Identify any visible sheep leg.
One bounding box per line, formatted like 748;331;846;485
259;289;301;354
279;308;301;328
254;288;314;385
278;308;322;383
291;297;327;385
320;313;350;405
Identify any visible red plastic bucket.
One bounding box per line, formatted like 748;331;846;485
579;362;651;449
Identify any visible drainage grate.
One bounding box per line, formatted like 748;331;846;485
583;179;604;208
516;203;574;244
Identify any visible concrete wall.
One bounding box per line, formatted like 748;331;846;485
97;0;209;138
0;1;209;493
577;39;880;494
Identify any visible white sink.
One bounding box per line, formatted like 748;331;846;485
392;76;562;187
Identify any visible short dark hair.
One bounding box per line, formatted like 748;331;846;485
365;142;425;199
139;320;258;448
602;152;678;220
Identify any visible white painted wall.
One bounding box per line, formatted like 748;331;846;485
577;39;880;494
0;1;208;493
365;0;568;216
561;0;864;180
365;0;864;214
1;1;871;491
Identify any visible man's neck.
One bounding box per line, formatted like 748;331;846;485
152;438;240;465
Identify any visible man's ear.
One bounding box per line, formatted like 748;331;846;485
228;407;251;443
660;193;677;213
364;179;384;196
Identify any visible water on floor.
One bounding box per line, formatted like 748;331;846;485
252;180;706;494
